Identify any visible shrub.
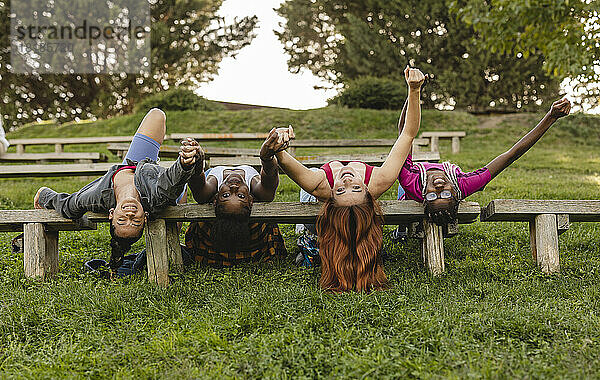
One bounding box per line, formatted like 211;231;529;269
134;88;224;113
329;76;407;110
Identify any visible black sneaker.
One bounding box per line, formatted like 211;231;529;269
390;226;408;243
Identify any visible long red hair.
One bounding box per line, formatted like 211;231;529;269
316;192;389;292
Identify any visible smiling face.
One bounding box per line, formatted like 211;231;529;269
331;166;368;206
215;173;253;215
423;169;459;225
109;197;146;238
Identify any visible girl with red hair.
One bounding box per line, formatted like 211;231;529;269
268;66;426;292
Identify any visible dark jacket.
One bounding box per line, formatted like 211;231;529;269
38;158;197;219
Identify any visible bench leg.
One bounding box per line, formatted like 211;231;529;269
529;214;560;274
23;223;59;279
430;136;439;152
144;219;170;286
54;143;63;153
422;220;445;275
16;144;24;154
452;137;460;153
166;221;183;271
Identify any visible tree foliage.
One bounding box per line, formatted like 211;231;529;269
276;0;561;112
0;0;257;128
452;0;599;110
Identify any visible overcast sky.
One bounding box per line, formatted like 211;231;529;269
196;0;337;110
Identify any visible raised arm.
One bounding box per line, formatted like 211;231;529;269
270;126;330;200
251;129;281;201
370;67;425;198
486;98;571;179
180;139;217;203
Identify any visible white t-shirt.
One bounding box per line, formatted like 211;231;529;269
206;165;260;192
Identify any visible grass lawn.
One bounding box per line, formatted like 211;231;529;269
0;107;599;378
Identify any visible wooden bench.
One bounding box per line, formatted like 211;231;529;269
8;133;269;154
0;152;106;163
86;200;480;286
0;152;440;178
481;199;600;274
287;138;431;154
0;210;96;279
108;139;432;159
420;131;466;153
107;143;261;159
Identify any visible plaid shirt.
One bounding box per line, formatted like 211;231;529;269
184;222;287;267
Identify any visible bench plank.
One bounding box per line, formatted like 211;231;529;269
0;152;440;178
420;131;466;138
0;152;104;162
0;210;96;232
88;200;481;224
289;138;430;148
481;199;600;222
107;143;260;158
169;133;269;141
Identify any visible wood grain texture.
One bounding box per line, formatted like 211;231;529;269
9;136;134;147
288;138;430;148
144;219;170;287
23;223;59;279
481;199;600;222
0;211;96;231
422;220;445;276
88;200;481;225
0;152;103;162
420;131;466;137
166;222;183;271
532;214;560;274
107;143;260;158
169;133;268;141
0;210;96;231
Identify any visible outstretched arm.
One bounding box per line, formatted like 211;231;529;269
180;138;217;203
251;129;281;201
370;67;425;198
486;98;571;179
270;126;330;200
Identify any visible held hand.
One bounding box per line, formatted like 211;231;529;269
260;125;295;160
404;66;426;90
549;98;571;119
179;138;204;170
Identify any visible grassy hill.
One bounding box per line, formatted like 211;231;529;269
1;107;600;378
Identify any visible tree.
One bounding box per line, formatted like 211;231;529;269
276;0;561;112
452;0;599;110
0;0;257;129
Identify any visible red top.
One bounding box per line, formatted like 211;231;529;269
111;165;137;183
320;161;374;188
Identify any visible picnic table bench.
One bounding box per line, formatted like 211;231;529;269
0;210;96;278
481;199;600;274
420;131;466;153
0;152;106;163
0;151;440;178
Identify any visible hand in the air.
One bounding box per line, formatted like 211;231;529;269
549;98;571;119
405;66;426;90
260;125;295;160
179;138;204;170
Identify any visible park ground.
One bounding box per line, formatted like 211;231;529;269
1;107;600;378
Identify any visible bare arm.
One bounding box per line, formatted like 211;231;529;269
251;155;280;201
188;170;218;203
486;98;571;179
370;67;425;198
275;150;330;200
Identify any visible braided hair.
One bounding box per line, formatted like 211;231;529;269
109;223;143;270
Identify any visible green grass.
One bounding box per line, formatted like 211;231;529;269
1;107;600;378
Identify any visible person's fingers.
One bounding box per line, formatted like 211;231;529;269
288;125;295;139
